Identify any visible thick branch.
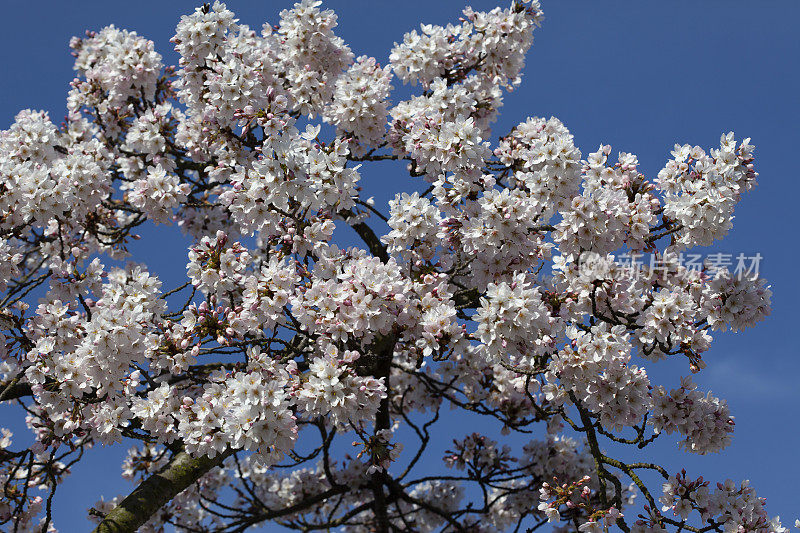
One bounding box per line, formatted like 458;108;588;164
0;378;32;402
453;288;480;309
92;449;231;533
351;220;389;263
339;209;389;263
371;334;395;533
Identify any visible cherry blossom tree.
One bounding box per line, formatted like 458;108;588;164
0;1;786;532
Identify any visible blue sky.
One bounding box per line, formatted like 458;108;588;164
1;0;798;529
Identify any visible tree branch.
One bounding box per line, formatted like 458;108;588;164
0;378;32;402
351;220;389;263
371;334;395;533
92;449;232;533
339;209;389;263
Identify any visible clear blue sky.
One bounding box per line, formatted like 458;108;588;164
1;0;798;529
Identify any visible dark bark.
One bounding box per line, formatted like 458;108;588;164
0;379;31;402
92;449;231;533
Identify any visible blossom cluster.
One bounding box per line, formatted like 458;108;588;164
657;134;757;250
545;324;651;431
653;472;785;533
476;273;560;368
325;55;393;151
651;377;734;454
